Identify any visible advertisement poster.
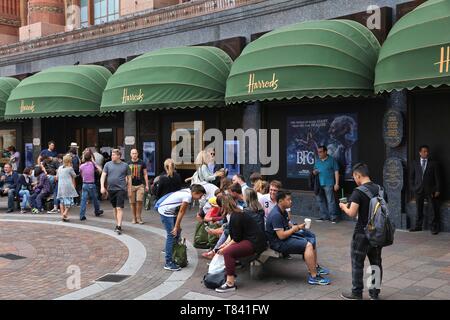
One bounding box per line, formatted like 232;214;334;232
224;140;240;178
25;143;34;168
143;142;156;176
287;113;358;180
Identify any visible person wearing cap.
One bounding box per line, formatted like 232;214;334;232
204;196;222;223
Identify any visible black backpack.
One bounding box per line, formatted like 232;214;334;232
357;185;395;248
203;270;226;289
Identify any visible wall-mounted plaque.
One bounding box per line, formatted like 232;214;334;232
383;110;403;148
383;157;404;192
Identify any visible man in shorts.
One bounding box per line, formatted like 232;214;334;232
128;149;149;224
266;190;331;285
101;149;130;235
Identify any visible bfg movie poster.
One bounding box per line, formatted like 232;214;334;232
286;114;358;180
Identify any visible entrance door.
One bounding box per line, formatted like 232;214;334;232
73;127;124;160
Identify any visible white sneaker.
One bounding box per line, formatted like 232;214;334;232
47;208;58;214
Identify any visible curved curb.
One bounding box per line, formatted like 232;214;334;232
0;218;146;300
0;214;199;300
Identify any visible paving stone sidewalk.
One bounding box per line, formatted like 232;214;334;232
1;198;449;300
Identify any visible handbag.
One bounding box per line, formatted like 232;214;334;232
208;253;225;274
172;238;188;268
144;191;155;211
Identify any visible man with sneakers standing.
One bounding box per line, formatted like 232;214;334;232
313;146;340;223
266;190;331;286
157;184;206;271
339;163;383;300
101;149;130;234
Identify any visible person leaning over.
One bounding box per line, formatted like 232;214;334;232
157;184;206;271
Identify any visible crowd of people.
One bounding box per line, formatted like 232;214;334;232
0;141;150;236
4;142;441;300
153;148;332;294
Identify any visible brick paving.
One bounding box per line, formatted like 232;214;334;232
1;198;450;300
0;221;128;300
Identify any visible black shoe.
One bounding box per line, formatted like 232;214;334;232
330;218;339;224
95;210;104;216
431;229;439;235
80;216;87;221
315;218;327;222
370;295;380;300
6;209;13;213
340;291;363;300
409;227;422;232
115;226;122;235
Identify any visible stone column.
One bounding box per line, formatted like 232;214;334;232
20;0;27;26
124;111;137;162
242;102;261;182
32;118;42;162
383;90;408;230
65;0;81;31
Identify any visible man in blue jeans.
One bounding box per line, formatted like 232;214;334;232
313;145;340;223
157;184;206;271
79;152;103;220
266;190;331;285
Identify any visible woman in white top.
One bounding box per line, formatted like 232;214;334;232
187;150;224;184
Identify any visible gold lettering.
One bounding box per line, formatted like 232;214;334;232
122;88;144;104
19;100;35;113
434;46;450;74
246;73;279;94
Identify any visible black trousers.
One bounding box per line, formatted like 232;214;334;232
415;193;440;230
351;233;383;297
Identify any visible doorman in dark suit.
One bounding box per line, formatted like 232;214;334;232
409;145;442;234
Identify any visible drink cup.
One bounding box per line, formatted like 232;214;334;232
339;197;348;204
304;218;312;229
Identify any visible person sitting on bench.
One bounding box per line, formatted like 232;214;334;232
266;190;331;286
215;194;267;293
1;163;19;213
30;166;51;214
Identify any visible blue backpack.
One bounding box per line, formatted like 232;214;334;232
154;192;175;210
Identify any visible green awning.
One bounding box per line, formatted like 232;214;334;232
100;46;232;112
225;19;380;104
375;0;450;93
0;77;20;120
5;65;112;119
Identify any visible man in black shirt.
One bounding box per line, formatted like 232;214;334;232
339;163;383;300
